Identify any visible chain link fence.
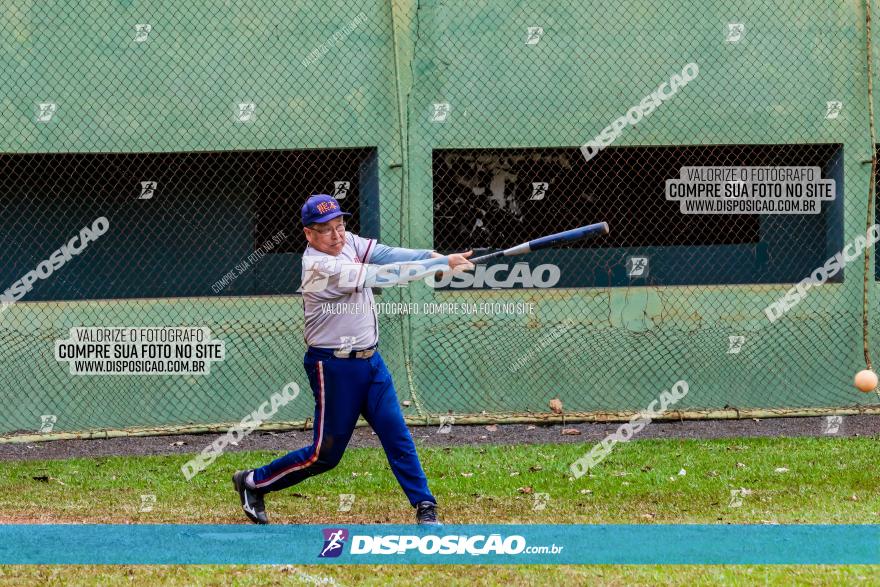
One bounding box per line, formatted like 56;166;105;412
1;0;879;440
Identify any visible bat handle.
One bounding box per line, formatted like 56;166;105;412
432;251;496;283
469;251;504;264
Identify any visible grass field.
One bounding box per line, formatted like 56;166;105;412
1;436;879;585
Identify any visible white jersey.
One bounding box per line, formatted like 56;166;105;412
300;233;379;350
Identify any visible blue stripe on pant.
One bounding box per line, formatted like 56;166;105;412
251;347;435;506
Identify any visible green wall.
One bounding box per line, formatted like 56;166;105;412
0;0;878;435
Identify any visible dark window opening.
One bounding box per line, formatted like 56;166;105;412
0;148;378;301
433;144;843;288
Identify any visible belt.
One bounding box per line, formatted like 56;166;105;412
333;345;378;359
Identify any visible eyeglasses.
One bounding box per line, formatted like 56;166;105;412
307;222;346;236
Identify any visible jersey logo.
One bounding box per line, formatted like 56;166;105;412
300;258;339;293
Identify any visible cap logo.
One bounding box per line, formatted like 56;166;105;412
316;201;338;214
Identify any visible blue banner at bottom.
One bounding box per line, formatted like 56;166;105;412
1;524;877;565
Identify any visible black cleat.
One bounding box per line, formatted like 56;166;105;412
232;470;268;525
416;501;440;525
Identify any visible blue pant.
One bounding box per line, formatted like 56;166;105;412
252;347;435;506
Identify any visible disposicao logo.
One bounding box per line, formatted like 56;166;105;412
316;530;562;557
319;528;349;558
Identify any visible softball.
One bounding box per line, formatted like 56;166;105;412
854;369;878;393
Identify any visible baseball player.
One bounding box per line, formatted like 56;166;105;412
233;194;473;525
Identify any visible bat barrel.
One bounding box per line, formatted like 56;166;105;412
468;222;609;264
526;222;609;252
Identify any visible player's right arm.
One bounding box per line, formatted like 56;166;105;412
366;242;473;271
368;243;434;264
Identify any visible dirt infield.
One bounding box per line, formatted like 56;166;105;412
0;415;876;462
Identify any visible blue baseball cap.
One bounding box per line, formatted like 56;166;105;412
301;194;351;226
